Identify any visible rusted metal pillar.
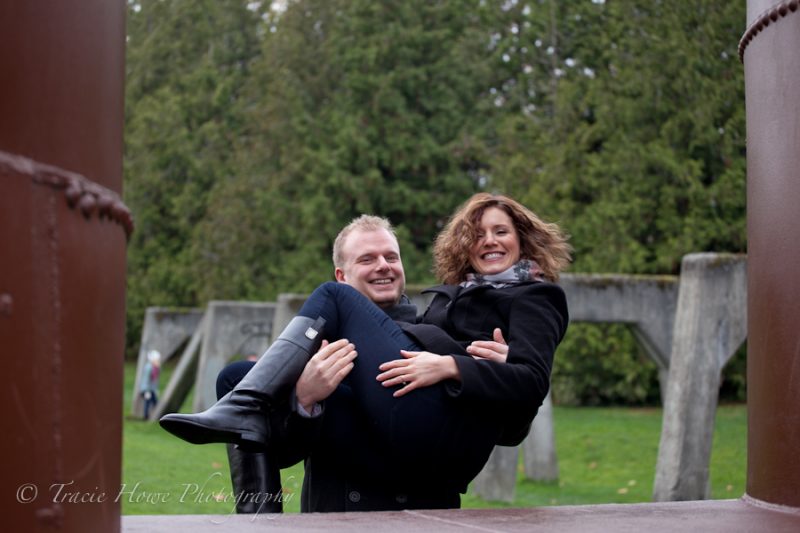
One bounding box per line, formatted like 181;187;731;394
741;0;800;511
0;1;128;532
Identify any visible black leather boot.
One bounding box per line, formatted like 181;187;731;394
159;316;325;448
226;444;283;514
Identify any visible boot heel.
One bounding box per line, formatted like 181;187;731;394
239;430;264;444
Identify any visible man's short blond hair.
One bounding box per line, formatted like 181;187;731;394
332;215;397;268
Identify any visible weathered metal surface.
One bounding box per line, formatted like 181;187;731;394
0;1;127;532
121;499;800;532
743;0;800;510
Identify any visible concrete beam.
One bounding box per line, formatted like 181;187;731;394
560;273;679;374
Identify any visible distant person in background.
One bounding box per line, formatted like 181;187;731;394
140;350;161;420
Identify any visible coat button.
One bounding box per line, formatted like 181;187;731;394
348;490;361;503
395;494;408;504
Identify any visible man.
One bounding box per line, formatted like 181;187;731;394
215;214;517;512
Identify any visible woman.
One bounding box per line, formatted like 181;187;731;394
380;192;571;445
161;193;570;495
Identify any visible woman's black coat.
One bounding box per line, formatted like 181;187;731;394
410;280;569;445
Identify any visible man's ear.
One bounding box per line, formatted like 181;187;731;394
334;268;346;282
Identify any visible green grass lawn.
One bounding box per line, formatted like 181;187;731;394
122;361;746;514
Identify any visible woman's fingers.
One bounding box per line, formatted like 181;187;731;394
378;357;408;372
466;339;508;362
492;327;507;344
377;351;441;391
376;364;409;383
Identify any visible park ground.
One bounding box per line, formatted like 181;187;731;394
122;361;746;515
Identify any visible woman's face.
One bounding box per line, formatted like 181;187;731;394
469;206;521;275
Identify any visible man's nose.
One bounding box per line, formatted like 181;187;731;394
375;256;390;270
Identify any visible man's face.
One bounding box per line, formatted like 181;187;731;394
335;228;406;308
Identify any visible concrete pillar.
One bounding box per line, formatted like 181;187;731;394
741;0;800;509
523;392;559;481
471;446;519;503
272;293;309;342
0;1;127;531
193;301;277;411
653;254;747;501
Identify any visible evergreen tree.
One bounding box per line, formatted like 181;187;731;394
487;0;746;274
193;0;500;301
484;0;746;404
124;0;266;353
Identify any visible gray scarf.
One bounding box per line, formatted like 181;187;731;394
460;259;544;289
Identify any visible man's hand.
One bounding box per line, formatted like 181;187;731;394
296;339;357;412
465;328;509;362
376;351;460;398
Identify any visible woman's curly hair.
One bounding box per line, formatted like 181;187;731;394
433;193;572;284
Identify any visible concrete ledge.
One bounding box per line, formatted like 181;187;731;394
122;499;800;532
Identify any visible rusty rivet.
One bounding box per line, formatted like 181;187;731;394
779;4;788;16
78;193;97;218
97;194;113;218
0;293;12;316
111;201;126;219
64;183;83;207
789;0;798;12
770;8;779;21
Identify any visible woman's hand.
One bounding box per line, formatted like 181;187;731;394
377;351;460;397
466;328;509;362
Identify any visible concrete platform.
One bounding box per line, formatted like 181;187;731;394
123;498;800;532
